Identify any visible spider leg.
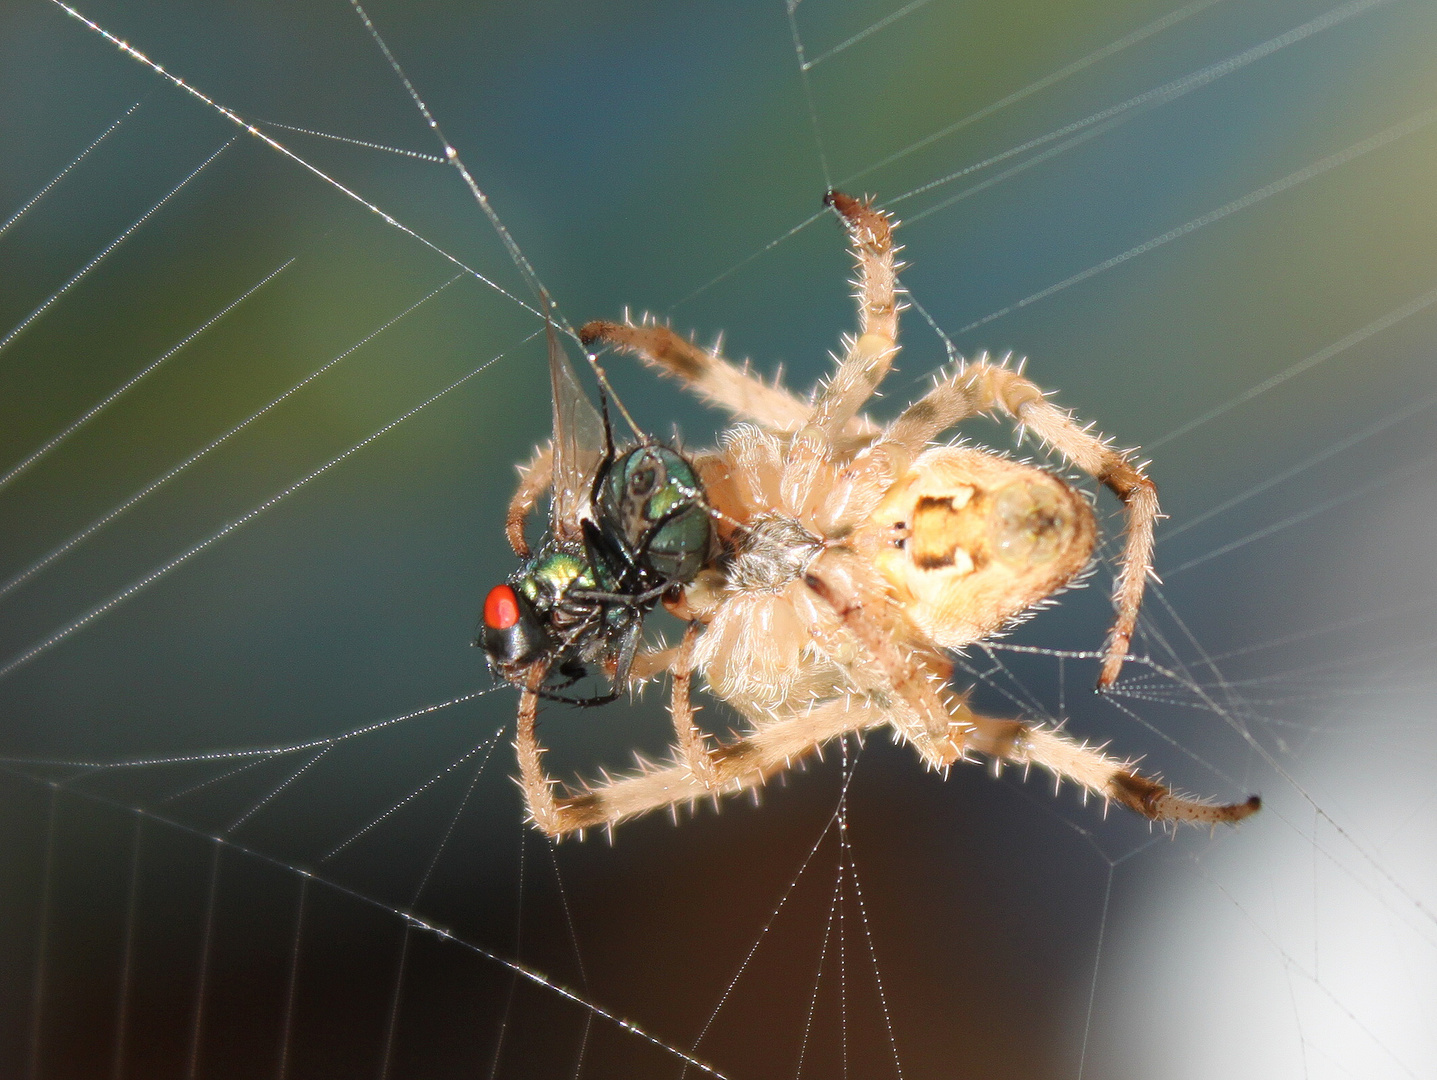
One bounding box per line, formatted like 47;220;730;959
807;191;902;440
796;548;1241;831
520;627;1256;836
881;360;1000;452
830;368;996;515
579;319;818;432
506;442;553;558
961;708;1260;825
515;674;564;835
902;360;1160;687
669;621;718;786
627;641;682;683
800;550;968;770
545;695;893;837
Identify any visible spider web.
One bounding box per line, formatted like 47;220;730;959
1;0;1435;1076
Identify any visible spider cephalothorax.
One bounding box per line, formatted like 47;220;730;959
502;190;1258;838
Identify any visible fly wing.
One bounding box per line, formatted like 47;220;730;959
547;315;607;542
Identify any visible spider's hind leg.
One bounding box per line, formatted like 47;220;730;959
962;709;1261;825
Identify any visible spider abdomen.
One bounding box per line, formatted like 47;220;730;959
859;446;1096;650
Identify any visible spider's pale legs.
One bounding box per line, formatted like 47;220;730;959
665;622;717;786
517;193;1256;838
505;443;554;559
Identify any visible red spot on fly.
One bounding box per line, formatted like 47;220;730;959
483;584;521;630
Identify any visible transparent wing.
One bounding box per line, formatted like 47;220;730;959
547;316;607;541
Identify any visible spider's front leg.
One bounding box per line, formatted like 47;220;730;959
515;673;565;836
506;442;553;558
515;635;713;837
578;319;826;434
544;695;895;837
807;191;903;441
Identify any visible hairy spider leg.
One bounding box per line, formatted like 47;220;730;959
798;550;1254;822
534;695;895;838
506;442;553;558
516;668;564;835
520;675;1257;839
960;711;1261;825
886;361;1160;687
800;549;969;768
579;320;818;433
666;622;716;786
806;191;903;441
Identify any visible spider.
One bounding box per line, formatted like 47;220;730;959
507;190;1260;839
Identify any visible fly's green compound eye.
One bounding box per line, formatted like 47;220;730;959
598;446;711;585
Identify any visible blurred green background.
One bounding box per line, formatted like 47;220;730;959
1;0;1435;1076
